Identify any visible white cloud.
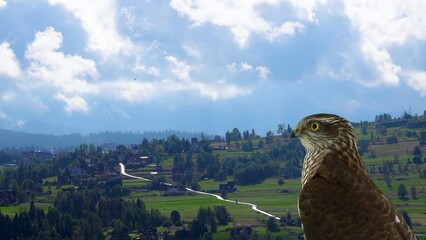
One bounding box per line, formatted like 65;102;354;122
120;6;137;28
227;62;253;72
0;0;6;8
265;22;305;41
120;6;152;34
406;71;426;96
170;0;310;48
165;55;194;81
360;40;400;86
192;82;253;101
343;0;426;88
100;80;163;103
255;66;271;80
240;62;254;72
0;109;25;130
103;78;252;102
226;63;237;72
54;93;89;114
133;64;160;77
0;42;22;78
182;44;202;59
99;77;252;103
16;119;25;128
344;1;426;46
23;28;251;107
47;0;134;59
25;27;99;95
227;62;271;80
285;0;328;22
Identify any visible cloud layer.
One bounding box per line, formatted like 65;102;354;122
0;0;425;133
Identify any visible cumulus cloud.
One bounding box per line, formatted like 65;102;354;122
25;27;99;95
0;42;22;78
47;0;134;59
170;0;310;48
55;93;89;114
343;0;426;88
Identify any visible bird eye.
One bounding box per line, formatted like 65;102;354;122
308;122;321;131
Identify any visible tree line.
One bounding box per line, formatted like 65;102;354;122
0;176;234;239
0;129;209;149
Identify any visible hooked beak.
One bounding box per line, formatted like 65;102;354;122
290;125;299;139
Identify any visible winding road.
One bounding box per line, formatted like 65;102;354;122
119;163;280;220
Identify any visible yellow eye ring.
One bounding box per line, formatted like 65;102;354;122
308;122;321;131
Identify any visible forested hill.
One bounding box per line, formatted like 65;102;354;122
0;129;207;149
353;112;426;128
2;111;425;149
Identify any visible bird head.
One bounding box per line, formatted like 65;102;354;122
291;113;355;152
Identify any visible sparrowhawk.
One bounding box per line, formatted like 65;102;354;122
291;113;416;240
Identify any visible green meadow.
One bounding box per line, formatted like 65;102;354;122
124;167;426;235
0;202;52;217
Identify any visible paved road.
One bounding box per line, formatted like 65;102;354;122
119;163;280;220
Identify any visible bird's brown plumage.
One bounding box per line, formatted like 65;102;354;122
292;113;416;240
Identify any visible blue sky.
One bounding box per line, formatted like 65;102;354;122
0;0;425;135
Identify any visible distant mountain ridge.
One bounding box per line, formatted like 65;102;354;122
18;119;86;135
0;129;209;149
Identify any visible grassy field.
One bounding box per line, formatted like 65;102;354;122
0;202;52;217
125;168;426;233
370;140;424;156
123;163;304;239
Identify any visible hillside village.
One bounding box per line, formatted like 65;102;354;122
0;111;425;239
